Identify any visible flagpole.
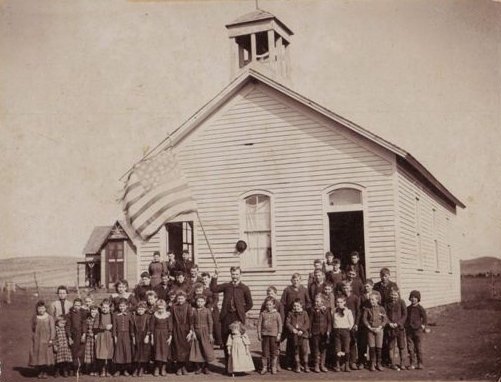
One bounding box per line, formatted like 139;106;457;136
196;211;218;270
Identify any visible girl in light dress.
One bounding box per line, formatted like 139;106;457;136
29;301;55;379
53;316;73;377
226;321;255;376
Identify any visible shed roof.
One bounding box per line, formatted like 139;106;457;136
83;226;111;255
82;220;137;255
127;68;465;210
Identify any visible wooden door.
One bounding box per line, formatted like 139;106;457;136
106;240;124;286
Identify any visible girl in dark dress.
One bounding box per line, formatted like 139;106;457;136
131;301;151;377
112;298;133;377
189;295;215;374
94;299;114;377
171;291;194;375
150;299;173;377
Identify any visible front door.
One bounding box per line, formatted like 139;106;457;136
328;210;365;271
166;221;194;262
106;240;124;287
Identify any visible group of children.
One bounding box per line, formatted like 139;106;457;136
28;250;427;378
256;251;428;375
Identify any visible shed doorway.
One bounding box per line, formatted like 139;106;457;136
328;211;365;271
166;221;194;262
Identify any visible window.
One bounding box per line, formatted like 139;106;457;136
447;217;452;273
241;193;272;269
328;188;362;207
434;239;439;271
415;196;423;270
433;208;439;271
182;222;194;256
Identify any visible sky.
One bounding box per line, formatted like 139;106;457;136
1;0;500;260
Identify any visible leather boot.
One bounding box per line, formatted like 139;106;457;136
303;355;310;373
376;348;384;371
313;355;320;373
271;357;278;375
320;351;328;372
260;358;268;375
369;347;376;371
294;354;301;373
344;355;351;372
334;359;341;372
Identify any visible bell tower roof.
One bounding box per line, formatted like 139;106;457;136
226;10;293;37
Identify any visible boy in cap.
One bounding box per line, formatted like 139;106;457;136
405;290;427;370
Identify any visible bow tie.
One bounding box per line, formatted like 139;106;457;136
336;308;345;317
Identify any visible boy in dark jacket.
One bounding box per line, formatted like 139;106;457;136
373;268;399;306
66;298;85;376
309;295;331;373
345;251;366;283
286;299;310;373
406;290;427;370
385;289;407;370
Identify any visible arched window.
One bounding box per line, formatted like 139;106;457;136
328;188;362;207
240;193;272;269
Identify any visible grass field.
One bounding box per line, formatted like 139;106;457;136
1;278;500;381
0;256;84;289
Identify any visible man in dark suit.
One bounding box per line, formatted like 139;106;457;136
210;266;253;373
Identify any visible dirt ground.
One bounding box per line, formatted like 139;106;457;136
1;278;500;381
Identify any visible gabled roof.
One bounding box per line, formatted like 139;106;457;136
136;68;465;209
82;220;137;255
226;9;294;36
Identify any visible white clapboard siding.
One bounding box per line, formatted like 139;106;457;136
125;241;137;282
396;164;460;308
137;230;162;275
158;82;398;316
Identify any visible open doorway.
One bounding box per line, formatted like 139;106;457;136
166;221;194;262
328;211;365;272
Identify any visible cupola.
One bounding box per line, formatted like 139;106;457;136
226;9;293;82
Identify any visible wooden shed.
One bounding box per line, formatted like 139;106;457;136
82;220;138;289
129;10;465;313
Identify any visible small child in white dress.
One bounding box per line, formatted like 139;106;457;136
226;321;255;375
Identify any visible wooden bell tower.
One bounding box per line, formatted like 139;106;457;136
226;9;293;82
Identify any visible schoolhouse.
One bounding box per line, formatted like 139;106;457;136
120;10;464;313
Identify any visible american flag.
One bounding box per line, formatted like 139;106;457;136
121;148;197;240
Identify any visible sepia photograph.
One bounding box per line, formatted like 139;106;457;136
1;0;500;380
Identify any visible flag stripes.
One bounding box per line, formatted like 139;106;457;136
121;148;197;240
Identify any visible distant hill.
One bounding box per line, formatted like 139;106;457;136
0;256;83;287
461;257;501;275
